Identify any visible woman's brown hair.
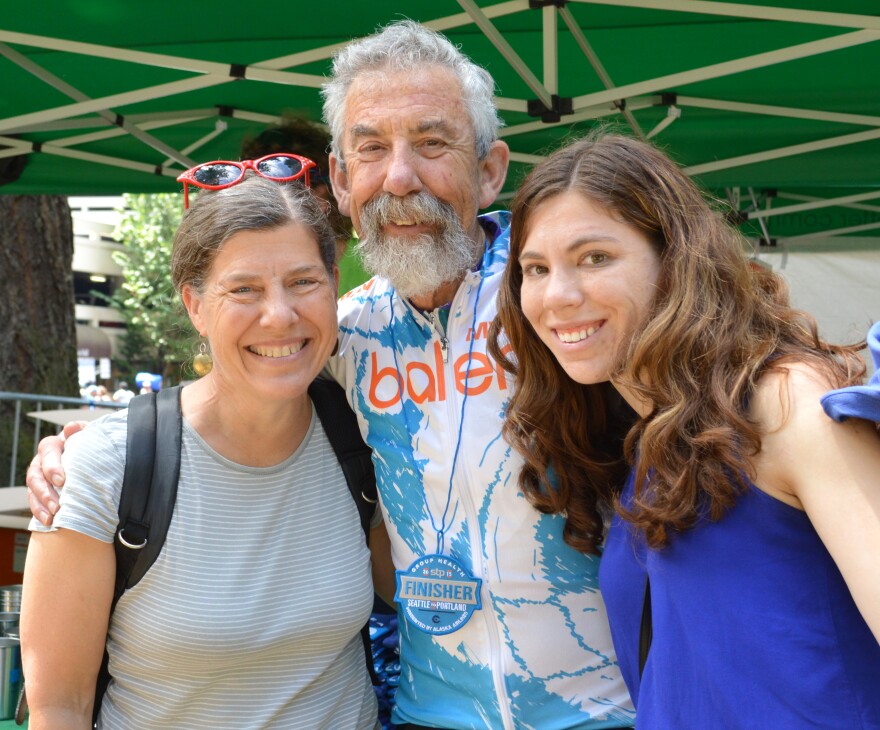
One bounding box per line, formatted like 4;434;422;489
490;132;865;551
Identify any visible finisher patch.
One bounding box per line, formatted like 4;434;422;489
395;554;482;635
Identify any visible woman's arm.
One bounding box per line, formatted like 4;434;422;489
369;518;397;607
22;529;115;730
755;364;880;642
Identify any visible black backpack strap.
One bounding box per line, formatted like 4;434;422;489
115;385;183;594
308;376;380;685
307;377;378;536
94;385;183;725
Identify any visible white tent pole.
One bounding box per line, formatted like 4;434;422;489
47;117;211;149
6;109;218;134
571;30;880;111
0;29;230;74
748;187;772;242
0;138;30;159
509;151;546;165
270;0;531;68
456;0;554;109
543;6;558;96
500;96;654;137
676;96;880;128
558;6;645;137
0;60;328;134
426;0;528;30
646;105;680;139
162;120;229;168
776;191;880;214
782;221;880;241
685;127;880;175
572;0;880;32
0;42;194;167
0;76;231;133
8;142;181;177
747;190;880;220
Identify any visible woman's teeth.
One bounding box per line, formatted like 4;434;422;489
557;326;598;343
248;342;305;357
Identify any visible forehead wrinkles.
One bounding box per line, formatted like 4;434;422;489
343;69;471;134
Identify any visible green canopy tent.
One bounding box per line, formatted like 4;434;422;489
1;0;879;246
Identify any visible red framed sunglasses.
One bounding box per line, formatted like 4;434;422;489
176;153;316;209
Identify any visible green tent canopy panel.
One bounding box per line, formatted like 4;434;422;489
1;0;878;244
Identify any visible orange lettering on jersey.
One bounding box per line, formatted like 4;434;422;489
369;352;402;408
408;361;437;404
467;321;491;342
367;341;509;409
454;352;494;396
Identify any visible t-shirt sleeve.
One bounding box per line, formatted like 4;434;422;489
29;413;127;544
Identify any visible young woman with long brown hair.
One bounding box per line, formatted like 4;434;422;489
491;132;880;728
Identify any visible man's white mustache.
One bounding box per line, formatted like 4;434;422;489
364;192;454;226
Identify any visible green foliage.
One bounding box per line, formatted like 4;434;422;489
109;194;195;381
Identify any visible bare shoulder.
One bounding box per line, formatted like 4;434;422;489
751;359;880;505
749;360;836;431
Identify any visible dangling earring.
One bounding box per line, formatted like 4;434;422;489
193;340;213;376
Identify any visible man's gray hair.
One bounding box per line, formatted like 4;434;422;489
322;20;503;166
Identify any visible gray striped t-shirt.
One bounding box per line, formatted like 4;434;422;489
31;406;378;730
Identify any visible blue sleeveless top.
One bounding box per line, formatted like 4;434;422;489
599;469;880;728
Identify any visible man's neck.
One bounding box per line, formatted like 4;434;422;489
408;221;488;311
408;279;464;311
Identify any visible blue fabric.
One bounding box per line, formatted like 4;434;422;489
821;321;880;422
598;471;647;708
601;471;880;729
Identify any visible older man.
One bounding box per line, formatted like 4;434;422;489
323;21;633;730
28;21;634;730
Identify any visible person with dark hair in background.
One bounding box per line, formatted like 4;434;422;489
240;116;370;295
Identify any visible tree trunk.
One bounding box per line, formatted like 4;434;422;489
0;195;78;484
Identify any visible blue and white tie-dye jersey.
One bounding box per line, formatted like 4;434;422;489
327;212;634;730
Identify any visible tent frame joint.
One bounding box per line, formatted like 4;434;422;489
529;0;568;8
527;94;573;123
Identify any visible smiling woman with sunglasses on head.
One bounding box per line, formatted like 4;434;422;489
21;167;384;729
491;133;880;728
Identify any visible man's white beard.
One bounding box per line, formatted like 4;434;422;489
357;192;481;301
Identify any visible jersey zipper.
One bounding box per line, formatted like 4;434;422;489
443;273;517;730
429;310;449;363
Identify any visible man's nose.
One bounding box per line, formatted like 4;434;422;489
382;146;423;198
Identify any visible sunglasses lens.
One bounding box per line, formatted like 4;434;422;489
257;156;303;180
192;163;242;186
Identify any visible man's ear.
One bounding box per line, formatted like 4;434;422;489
478;140;510;210
329;153;352;217
181;285;207;337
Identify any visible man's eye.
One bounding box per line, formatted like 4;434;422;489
357;143;384;156
421;139;446;152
